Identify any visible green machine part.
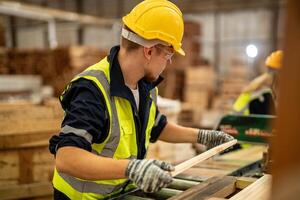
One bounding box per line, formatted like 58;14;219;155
216;114;276;143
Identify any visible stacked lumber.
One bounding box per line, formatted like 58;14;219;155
183;66;216;123
0;46;107;96
172;20;204;70
213;65;250;113
158;20;205;100
0;48;8;74
158;68;185;100
50;46;107;96
147;97;196;164
0;99;63;199
168;66;217;127
0;20;4;47
147;140;196;164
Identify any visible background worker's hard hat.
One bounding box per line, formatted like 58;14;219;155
122;0;185;56
265;50;283;70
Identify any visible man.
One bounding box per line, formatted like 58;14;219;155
49;0;233;199
232;50;283;115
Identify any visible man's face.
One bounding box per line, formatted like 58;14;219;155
144;45;174;82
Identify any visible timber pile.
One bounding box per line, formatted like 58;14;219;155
0;48;8;74
50;46;107;96
213;65;250;113
0;21;4;47
0;46;107;96
147;98;196;164
147;140;196;164
172;20;204;70
0;99;63;199
158;20;205;100
183;66;216;124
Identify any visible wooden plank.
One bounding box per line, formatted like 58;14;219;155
174;174;207;182
217;145;267;162
0;131;54;149
0;147;54;186
235;177;257;190
19;149;34;184
230;175;271;200
168;176;220;200
169;176;236;200
272;1;300;199
192;145;267;178
0;182;53;200
0;119;61;136
180;167;229;179
0;105;63;121
0;102;36;108
171;140;237;176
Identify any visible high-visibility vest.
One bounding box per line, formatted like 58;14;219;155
53;57;158;199
232;88;273;115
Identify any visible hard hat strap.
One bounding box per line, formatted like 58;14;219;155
121;28;170;48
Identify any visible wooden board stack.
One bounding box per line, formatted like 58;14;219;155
158;20;205;100
0;99;63;199
0;46;107;96
0;48;8;74
147;99;196;164
184;67;216;107
0;20;4;47
50;46;107;96
213;65;250;113
172;20;203;70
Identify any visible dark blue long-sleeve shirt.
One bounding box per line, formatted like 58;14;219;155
49;46;167;157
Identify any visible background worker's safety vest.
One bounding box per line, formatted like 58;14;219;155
53;57;158;199
232;88;275;115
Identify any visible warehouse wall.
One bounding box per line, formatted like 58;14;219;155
1;0;284;78
186;8;281;77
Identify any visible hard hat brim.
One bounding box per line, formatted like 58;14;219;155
177;47;185;56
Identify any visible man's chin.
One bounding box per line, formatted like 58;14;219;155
144;75;158;82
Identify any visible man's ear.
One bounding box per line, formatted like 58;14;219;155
143;47;152;61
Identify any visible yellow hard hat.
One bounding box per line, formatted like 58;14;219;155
122;0;185;56
265;50;283;70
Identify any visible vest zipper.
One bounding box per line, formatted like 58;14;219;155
133;110;143;159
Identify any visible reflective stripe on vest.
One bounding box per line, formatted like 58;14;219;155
77;69;121;158
61;125;93;143
58;171;126;194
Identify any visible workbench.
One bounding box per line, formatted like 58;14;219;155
118;174;271;200
112;144;269;200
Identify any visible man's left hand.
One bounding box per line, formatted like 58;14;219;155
197;129;234;149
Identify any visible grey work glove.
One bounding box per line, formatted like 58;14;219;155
197;129;234;149
125;159;174;193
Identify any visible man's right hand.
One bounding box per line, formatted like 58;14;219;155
125;159;174;193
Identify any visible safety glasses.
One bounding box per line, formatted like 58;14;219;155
155;45;175;63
